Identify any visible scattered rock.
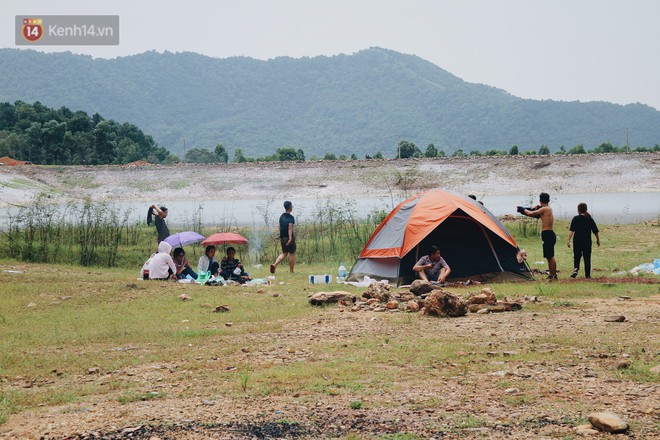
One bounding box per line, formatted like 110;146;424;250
87;367;100;374
179;294;192;301
467;287;496;304
423;289;467;317
469;304;505;313
649;365;660;374
385;300;399;310
213;305;231;313
574;423;599;436
410;280;434;296
476;308;490;314
588;412;629;433
26;302;37;308
466;293;490;305
362;283;391;300
309;291;356;306
406;301;420;312
202;399;214;406
122;426;143;434
225;322;233;327
604;315;625;322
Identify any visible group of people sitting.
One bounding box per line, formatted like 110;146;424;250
146;242;250;283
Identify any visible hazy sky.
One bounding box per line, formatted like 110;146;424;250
2;0;659;110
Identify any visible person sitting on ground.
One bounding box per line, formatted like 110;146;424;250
413;245;452;283
198;245;220;276
148;241;177;280
220;247;250;282
172;247;198;280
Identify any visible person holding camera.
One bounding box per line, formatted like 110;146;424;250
517;192;557;280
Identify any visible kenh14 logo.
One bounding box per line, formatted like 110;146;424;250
22;18;43;42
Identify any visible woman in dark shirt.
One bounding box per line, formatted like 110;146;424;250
567;203;600;278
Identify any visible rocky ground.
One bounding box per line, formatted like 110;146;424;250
0;153;658;208
2;281;659;439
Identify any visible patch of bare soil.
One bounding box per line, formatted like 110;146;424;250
3;290;659;439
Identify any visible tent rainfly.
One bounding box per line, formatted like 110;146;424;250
348;189;533;285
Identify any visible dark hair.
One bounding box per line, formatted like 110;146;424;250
173;247;184;258
539;192;550;204
468;194;477;200
428;245;440;255
205;245;216;256
226;246;235;254
160;206;168;212
283;200;292;210
577;202;591;218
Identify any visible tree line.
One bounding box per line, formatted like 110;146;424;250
1;101;657;166
0;101;176;165
395;140;659;159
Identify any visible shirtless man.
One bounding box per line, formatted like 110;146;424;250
519;192;557;280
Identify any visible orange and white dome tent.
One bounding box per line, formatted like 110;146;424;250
348;189;533;285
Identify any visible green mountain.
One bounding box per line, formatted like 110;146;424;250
1;47;659;158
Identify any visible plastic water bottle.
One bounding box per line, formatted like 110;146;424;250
337;263;346;283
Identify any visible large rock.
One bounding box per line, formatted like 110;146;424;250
423;289;467;317
410;280;434;296
588;412;628;433
309;291;356;306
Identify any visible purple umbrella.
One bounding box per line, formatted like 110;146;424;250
164;231;206;248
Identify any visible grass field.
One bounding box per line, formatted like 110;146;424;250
0;222;658;438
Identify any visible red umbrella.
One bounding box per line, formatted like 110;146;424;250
201;232;248;246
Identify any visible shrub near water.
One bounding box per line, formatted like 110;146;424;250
3;195;138;267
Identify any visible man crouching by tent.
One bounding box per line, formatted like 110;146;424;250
413;245;452;284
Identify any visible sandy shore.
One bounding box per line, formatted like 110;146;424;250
0;153;658;208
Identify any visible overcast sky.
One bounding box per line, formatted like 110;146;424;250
2;0;659;110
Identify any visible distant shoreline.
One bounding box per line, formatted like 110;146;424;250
1;153;658;210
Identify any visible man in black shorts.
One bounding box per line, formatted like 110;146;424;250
270;201;296;274
520;192;557;280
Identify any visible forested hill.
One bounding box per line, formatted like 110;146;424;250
1;47;659;158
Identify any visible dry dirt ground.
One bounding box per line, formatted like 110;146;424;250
2;283;659;439
1;153;658;208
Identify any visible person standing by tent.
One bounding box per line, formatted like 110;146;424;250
567;202;600;278
413;245;452;283
270;200;296;274
519;192;557;280
148;204;170;244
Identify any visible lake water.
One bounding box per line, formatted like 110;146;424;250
1;192;658;228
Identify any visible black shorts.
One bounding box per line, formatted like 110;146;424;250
280;237;296;254
541;230;556;259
